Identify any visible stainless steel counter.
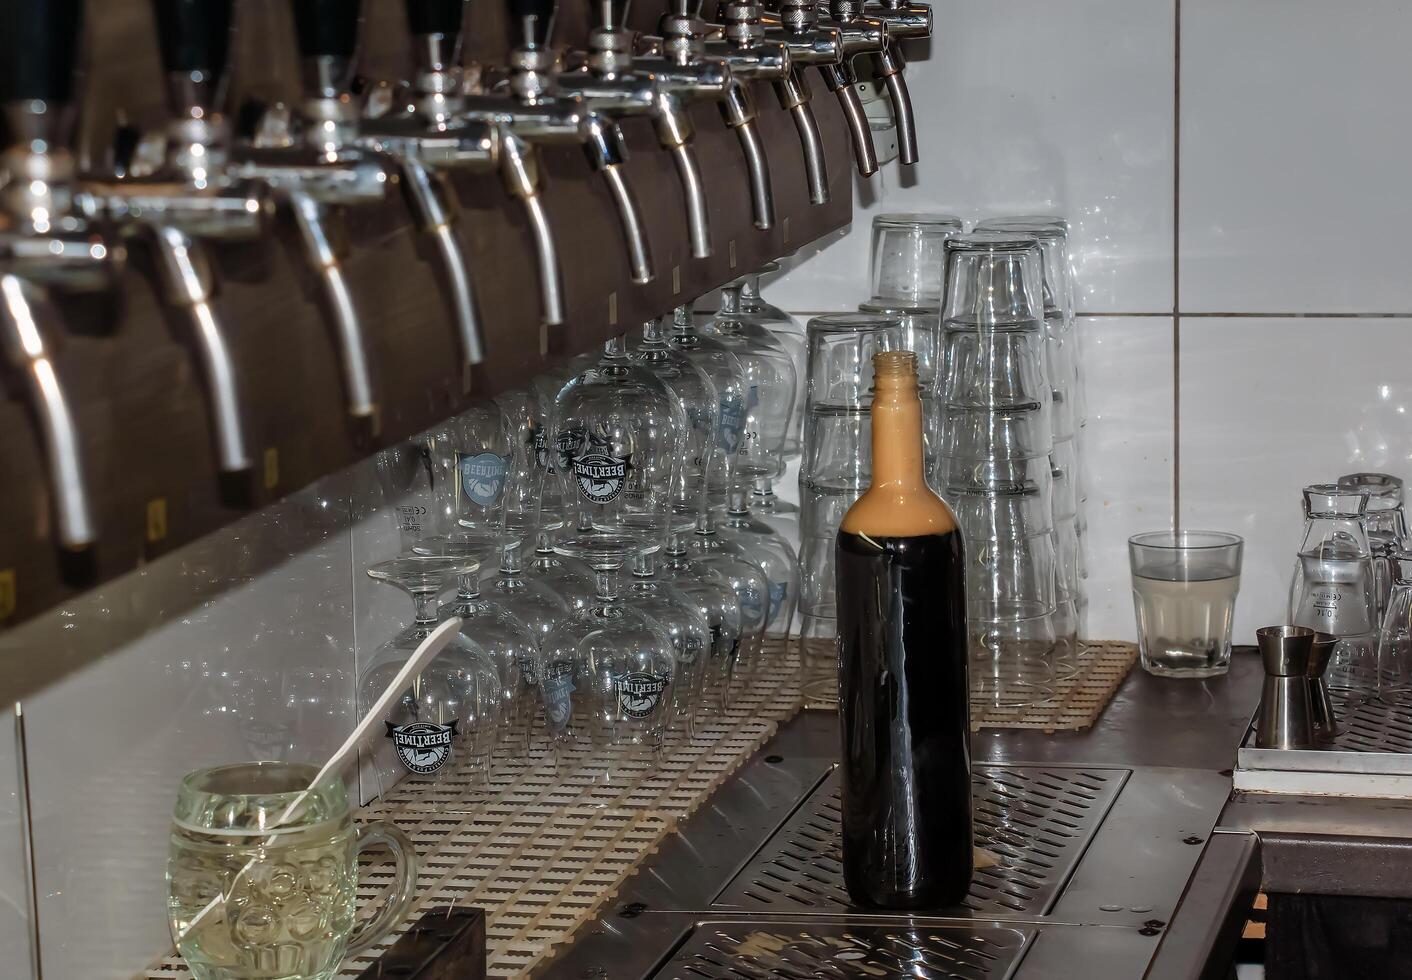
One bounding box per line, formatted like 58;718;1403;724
537;649;1272;979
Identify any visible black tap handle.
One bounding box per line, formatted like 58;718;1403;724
151;0;234;76
291;0;360;58
0;0;85;103
405;0;466;36
508;0;555;45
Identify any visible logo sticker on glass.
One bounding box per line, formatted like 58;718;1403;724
385;720;458;775
530;425;550;471
719;396;745;453
555;427;584;471
769;581;789;624
615;671;667;719
541;661;576;732
572;452;629;503
457;451;509;508
739;586;765;625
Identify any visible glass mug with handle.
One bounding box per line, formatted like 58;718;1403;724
168;761;417;980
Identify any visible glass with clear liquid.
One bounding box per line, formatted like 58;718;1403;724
1129;531;1243;677
168;762;416;980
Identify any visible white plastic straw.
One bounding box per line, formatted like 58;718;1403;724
176;616;464;942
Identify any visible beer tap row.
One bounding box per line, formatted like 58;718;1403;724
0;0;929;620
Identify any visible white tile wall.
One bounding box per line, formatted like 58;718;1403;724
9;479;359;980
769;0;1176;315
1180;0;1412;313
768;0;1412;651
1076;317;1175;640
0;708;33;980
1179;317;1412;642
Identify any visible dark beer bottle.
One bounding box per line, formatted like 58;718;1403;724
836;350;972;909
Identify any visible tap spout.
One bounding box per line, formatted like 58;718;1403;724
149;225;255;470
735;119;775;230
497;130;569;320
720;81;775;229
601;164;653;285
286;193;380;423
775;71;829;204
579;115;655;285
397;159;484;368
876;42;918;164
670;143;712;259
0;274;95;550
822;65;878;176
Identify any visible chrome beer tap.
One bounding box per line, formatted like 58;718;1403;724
0;0;125;550
78;0;274;476
700;2;792;83
638;0;776;230
816;0;895;174
756;0;844;197
860;0;928;165
226;0;397;424
354;0;514;339
490;0;654;288
710;0;830;205
557;0;712;260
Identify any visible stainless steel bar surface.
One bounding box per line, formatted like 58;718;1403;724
536;688;1250;980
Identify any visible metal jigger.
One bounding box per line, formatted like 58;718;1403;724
1308;631;1341;741
1256;625;1317;750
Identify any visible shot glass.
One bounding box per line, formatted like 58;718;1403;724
1129;531;1244;678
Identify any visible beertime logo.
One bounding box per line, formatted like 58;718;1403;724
540;661;576;731
615;671;667;719
718;395;745;453
572;427;629;503
385;720;458;775
555;426;585;471
529;425;550;471
457;451;509;508
572;452;629;503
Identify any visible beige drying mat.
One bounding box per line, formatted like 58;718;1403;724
144;638;806;980
968;639;1139;733
796;636;1138;734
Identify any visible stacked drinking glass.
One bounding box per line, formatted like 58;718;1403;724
976;217;1088;633
858;214;962;486
797;311;903;698
937;233;1062;708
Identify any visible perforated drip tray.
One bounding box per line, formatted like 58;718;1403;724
712;766;1128;918
1329;690;1412;754
1236;688;1412;797
535;719;1234;980
653;920;1033;980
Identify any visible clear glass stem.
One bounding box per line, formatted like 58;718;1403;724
738;274;761;311
718;283;742;314
411;591;439;625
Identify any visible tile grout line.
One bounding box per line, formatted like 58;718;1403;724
1172;0;1182;533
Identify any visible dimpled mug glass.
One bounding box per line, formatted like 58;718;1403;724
168;761;417;980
